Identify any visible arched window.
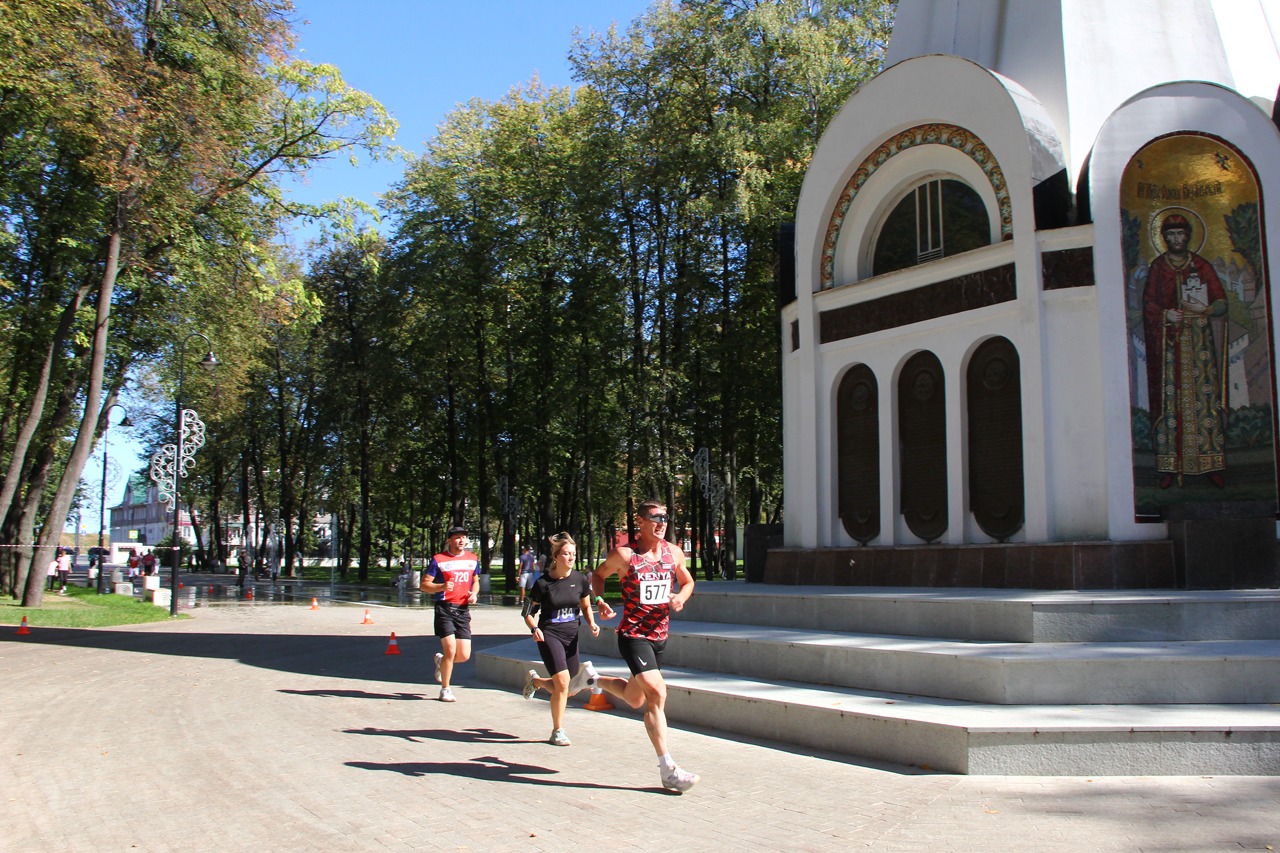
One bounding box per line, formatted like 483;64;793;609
872;178;989;276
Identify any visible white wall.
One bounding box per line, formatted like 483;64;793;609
789;56;1061;548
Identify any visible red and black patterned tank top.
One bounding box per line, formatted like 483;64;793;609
617;539;677;641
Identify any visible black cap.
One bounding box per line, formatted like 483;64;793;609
446;526;467;537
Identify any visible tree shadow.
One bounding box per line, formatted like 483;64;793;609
345;754;667;793
0;625;518;685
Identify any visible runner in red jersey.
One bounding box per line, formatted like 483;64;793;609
592;500;699;792
420;526;480;702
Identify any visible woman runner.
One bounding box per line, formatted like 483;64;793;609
520;532;600;746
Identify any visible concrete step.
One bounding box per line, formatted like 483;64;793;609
476;639;1280;776
677;583;1280;642
574;619;1280;705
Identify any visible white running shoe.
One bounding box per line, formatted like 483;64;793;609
567;660;598;695
661;766;699;792
549;728;571;746
438;687;456;703
433;652;443;684
522;669;538;700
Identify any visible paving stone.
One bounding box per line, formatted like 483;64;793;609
2;602;1278;851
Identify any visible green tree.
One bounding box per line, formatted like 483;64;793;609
0;0;395;604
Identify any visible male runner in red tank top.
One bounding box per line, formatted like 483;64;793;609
592;499;698;792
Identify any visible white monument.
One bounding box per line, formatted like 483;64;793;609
779;0;1280;588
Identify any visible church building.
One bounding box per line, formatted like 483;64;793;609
777;0;1280;589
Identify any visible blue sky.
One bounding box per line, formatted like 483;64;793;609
282;0;654;244
82;0;654;536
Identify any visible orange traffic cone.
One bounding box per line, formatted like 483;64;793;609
385;632;401;655
584;685;613;711
361;608;374;625
310;597;319;611
16;615;31;635
245;587;254;600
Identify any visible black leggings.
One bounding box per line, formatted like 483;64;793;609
536;623;581;677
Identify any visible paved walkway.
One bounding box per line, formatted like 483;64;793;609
3;602;1279;852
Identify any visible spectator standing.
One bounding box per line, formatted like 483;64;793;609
517;544;537;603
56;548;72;593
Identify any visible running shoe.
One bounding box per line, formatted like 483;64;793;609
661;766;699;792
522;669;538;700
567;660;598;695
433;652;443;684
549;728;571;746
438;687;456;703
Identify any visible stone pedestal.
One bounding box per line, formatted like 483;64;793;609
113;582;134;595
143;575;160;591
744;524;784;583
1165;502;1280;589
147;588;171;608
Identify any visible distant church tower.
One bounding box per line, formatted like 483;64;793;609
777;0;1280;589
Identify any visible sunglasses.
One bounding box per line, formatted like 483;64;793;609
645;513;669;524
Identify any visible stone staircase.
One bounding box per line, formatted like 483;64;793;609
475;584;1280;775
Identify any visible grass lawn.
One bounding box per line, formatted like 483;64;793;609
1;586;181;628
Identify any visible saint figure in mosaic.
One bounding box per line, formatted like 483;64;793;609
1141;212;1228;488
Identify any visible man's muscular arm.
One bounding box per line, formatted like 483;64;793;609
670;548;695;612
591;547;630;619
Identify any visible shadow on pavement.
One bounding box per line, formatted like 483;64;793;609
0;625;518;685
343;726;528;744
346;755;664;793
280;688;428;700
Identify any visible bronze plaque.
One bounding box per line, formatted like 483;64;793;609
837;365;880;543
967;337;1024;540
899;351;948;542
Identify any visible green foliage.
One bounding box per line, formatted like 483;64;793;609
153;532;193;566
1227;404;1273;450
329;0;896;573
2;0;893;586
1223;202;1261;279
1120;208;1142;276
1131;407;1153;453
0;0;397;600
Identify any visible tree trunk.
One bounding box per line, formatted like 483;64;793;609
0;284;90;535
23;216;123;607
188;501;207;569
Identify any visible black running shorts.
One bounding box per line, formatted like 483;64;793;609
434;602;472;639
617;634;665;675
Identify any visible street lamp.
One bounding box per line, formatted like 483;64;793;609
97;405;131;594
156;332;217;616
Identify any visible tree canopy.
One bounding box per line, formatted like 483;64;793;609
1;0;893;599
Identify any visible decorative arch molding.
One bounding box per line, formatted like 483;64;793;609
820;123;1013;290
